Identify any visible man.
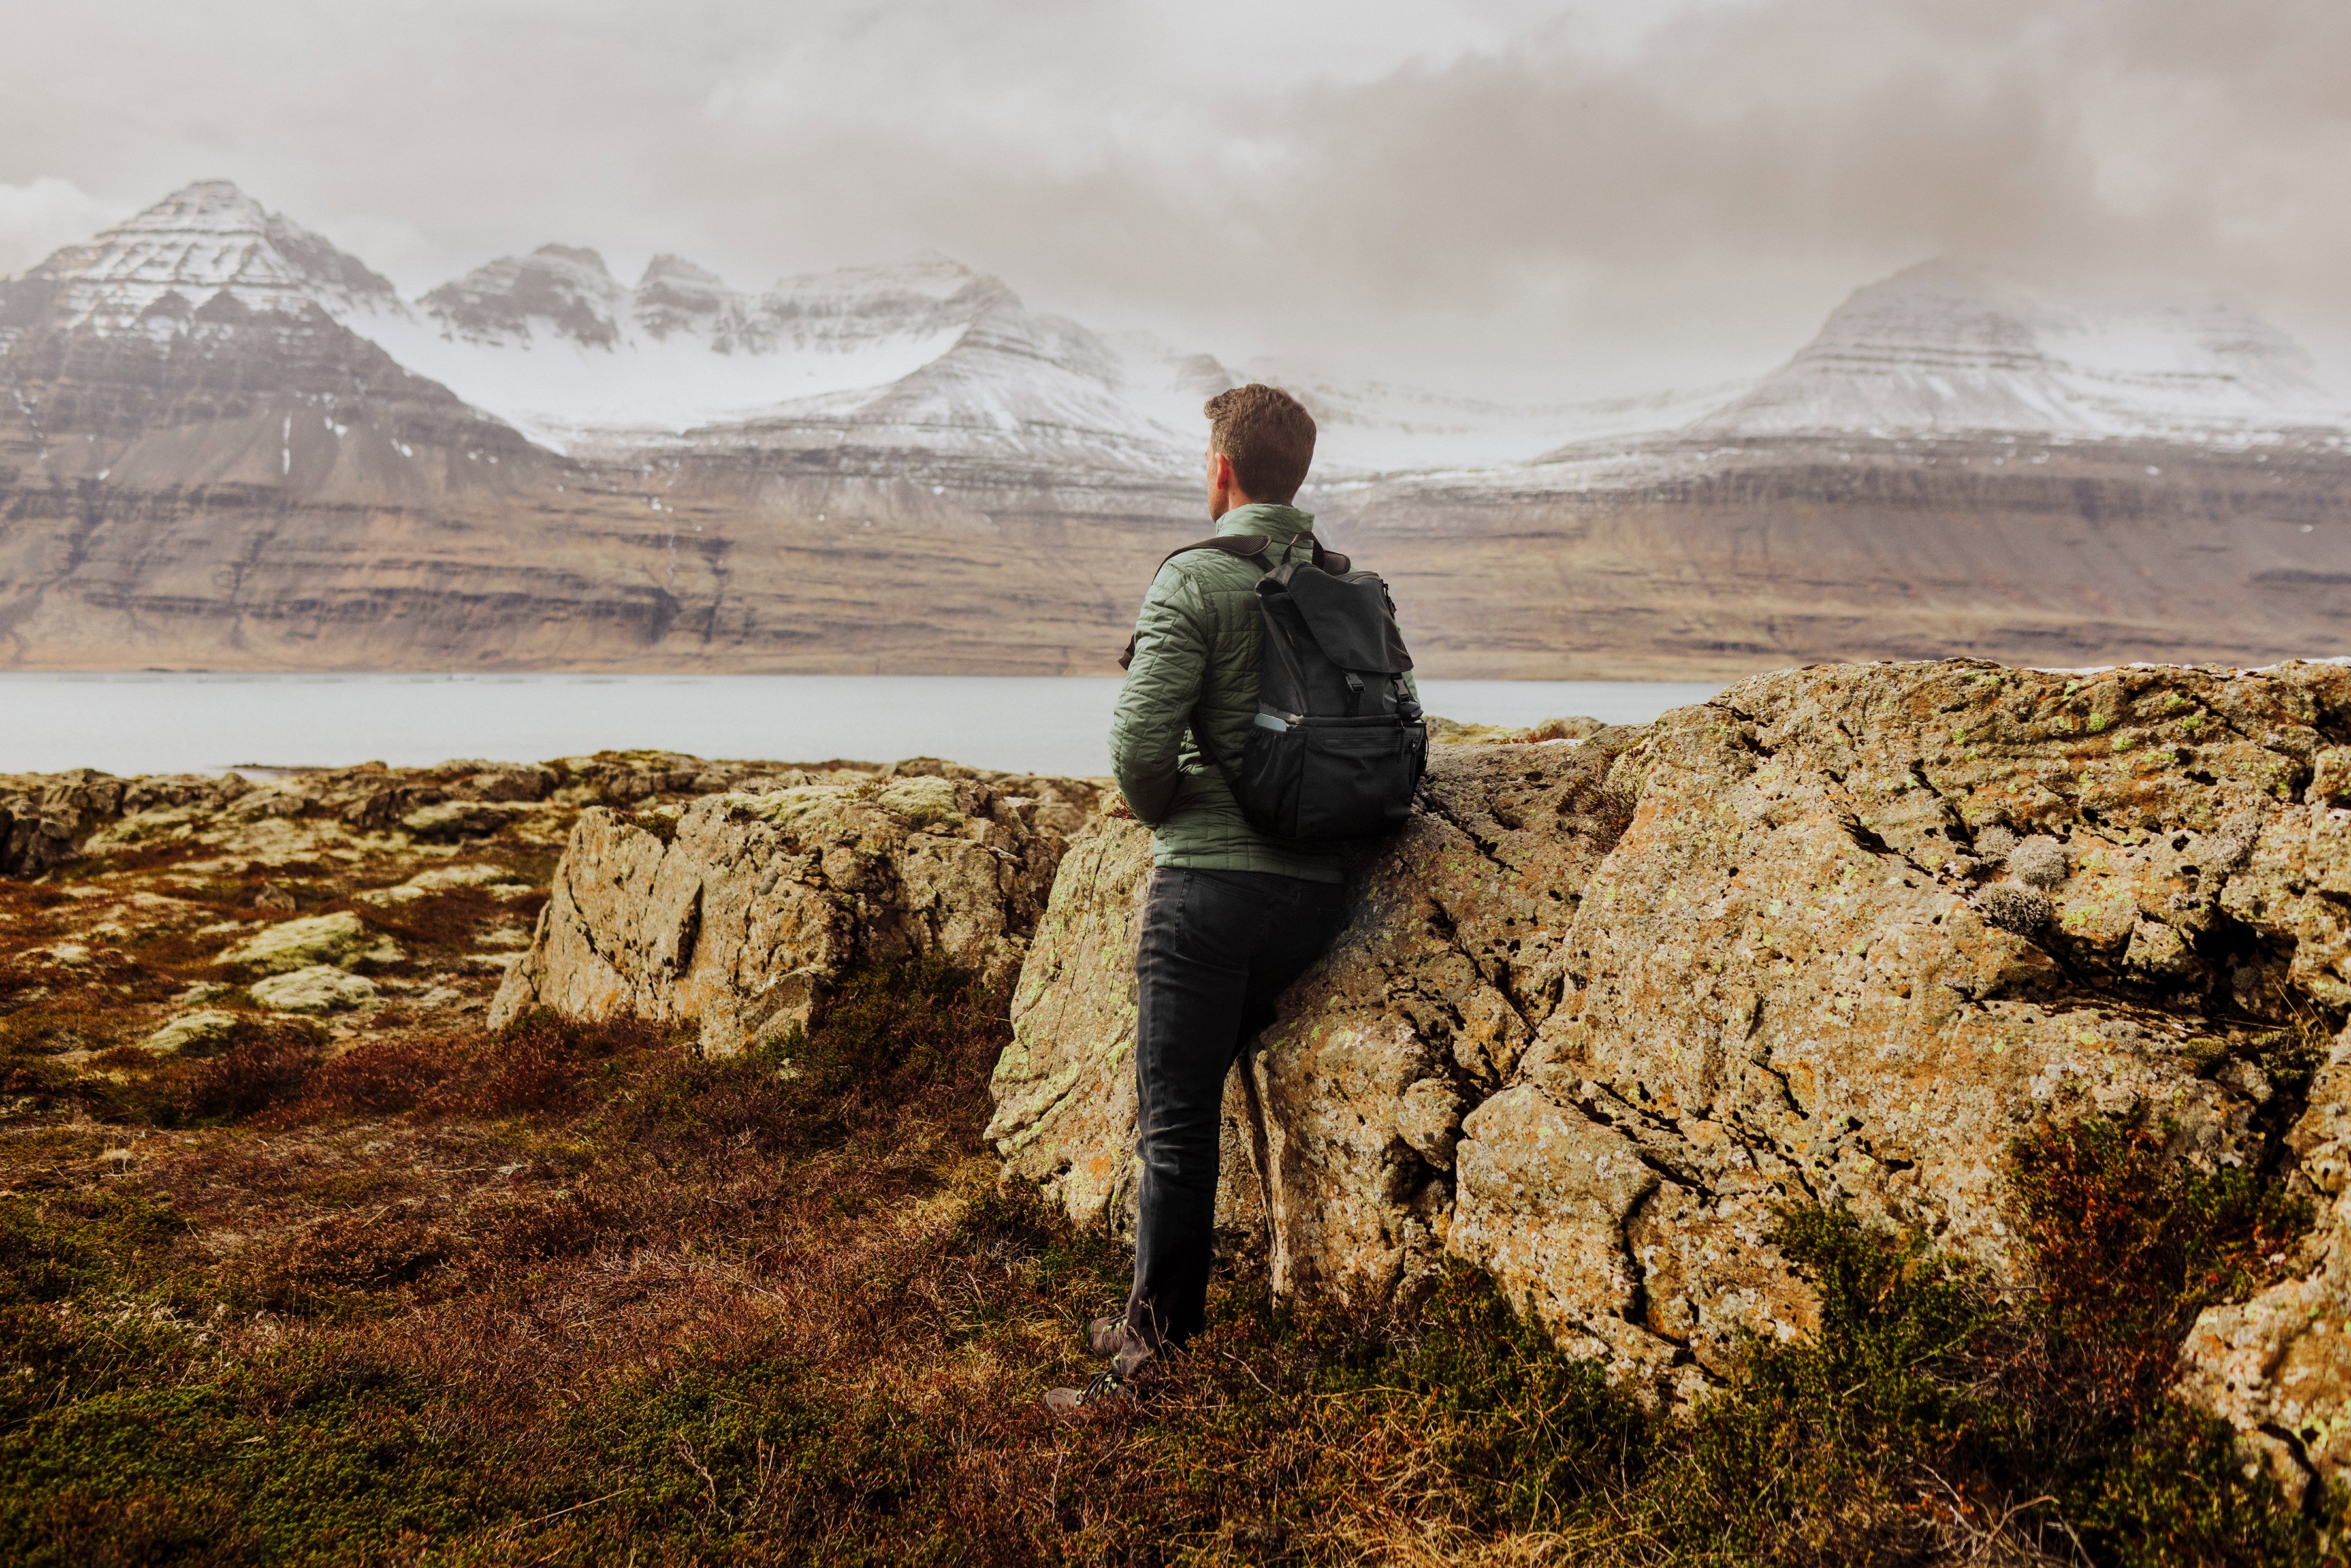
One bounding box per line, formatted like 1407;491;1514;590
1045;384;1352;1413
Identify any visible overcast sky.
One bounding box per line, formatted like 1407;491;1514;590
3;0;2346;400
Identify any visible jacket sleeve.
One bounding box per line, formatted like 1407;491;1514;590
1108;564;1209;825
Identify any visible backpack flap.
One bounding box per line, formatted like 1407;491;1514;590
1258;564;1413;677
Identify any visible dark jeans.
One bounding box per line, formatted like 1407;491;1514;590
1123;867;1349;1361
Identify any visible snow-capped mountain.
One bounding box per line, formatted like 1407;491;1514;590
0;181;1758;475
3;180;2348;684
22;183;2339;483
1693;261;2343;440
372;248;1057;451
0;180;402;347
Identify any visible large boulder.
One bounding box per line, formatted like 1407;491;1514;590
490;765;1096;1052
987;730;1646;1298
1451;661;2343;1397
985;818;1164;1240
993;660;2351;1436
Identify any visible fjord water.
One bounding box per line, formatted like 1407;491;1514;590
1;673;1724;779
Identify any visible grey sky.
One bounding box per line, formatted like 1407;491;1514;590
3;0;2345;399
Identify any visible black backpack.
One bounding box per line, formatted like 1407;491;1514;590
1121;532;1428;840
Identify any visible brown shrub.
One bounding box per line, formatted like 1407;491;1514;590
2007;1117;2308;1427
278;1014;667;1128
232;1212;451;1313
470;1012;670;1116
341;886;547;956
14;1485;248;1568
301;1038;453;1117
183;1031;320;1122
0;978;150;1056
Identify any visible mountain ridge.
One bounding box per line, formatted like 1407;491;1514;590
1;180;2346;678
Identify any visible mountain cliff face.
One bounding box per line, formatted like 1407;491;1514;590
1;182;2346;675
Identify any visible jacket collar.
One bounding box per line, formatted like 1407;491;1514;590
1214;502;1314;541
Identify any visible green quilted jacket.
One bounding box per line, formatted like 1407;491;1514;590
1108;503;1348;883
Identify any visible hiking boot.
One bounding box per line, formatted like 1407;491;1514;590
1087;1315;1163;1379
1042;1368;1133;1417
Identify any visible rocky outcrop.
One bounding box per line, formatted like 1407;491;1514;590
490;762;1097;1051
1;770;251;877
995;660;2350;1433
2177;1017;2351;1503
986;730;1646;1298
2173;752;2351;1499
0;752;850;883
1451;660;2340;1396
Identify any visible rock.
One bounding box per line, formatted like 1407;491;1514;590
985;820;1217;1242
1396;1076;1468;1168
400;863;520;891
0;768;187;876
358;863;538;905
1451;1083;1710;1396
400;801;534;840
2314;748;2351;809
490;767;1090;1053
249;965;380;1014
2218;797;2351;1010
995;658;2351;1417
139;1010;245;1055
216;911;404;974
1454;660;2331;1394
989;731;1644;1302
2179;1017;2351;1505
459;765;556;802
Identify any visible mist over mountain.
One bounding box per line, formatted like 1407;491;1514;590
1;181;2345;677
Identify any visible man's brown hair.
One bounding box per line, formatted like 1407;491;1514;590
1205;383;1316;502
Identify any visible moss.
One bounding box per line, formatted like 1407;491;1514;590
626;808;680;844
0;1375;490;1565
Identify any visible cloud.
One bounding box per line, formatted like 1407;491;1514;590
2;0;2346;395
0;177;126;276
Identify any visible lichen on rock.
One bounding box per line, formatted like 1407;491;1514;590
250;965;380;1014
490;761;1096;1054
216;912;404;974
138;1010;245;1056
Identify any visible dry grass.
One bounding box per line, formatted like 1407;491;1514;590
0;795;2341;1564
0;952;2337;1565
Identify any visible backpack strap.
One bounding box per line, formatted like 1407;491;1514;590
1117;536;1266;670
1116;531;1345;669
1115;528;1364;835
